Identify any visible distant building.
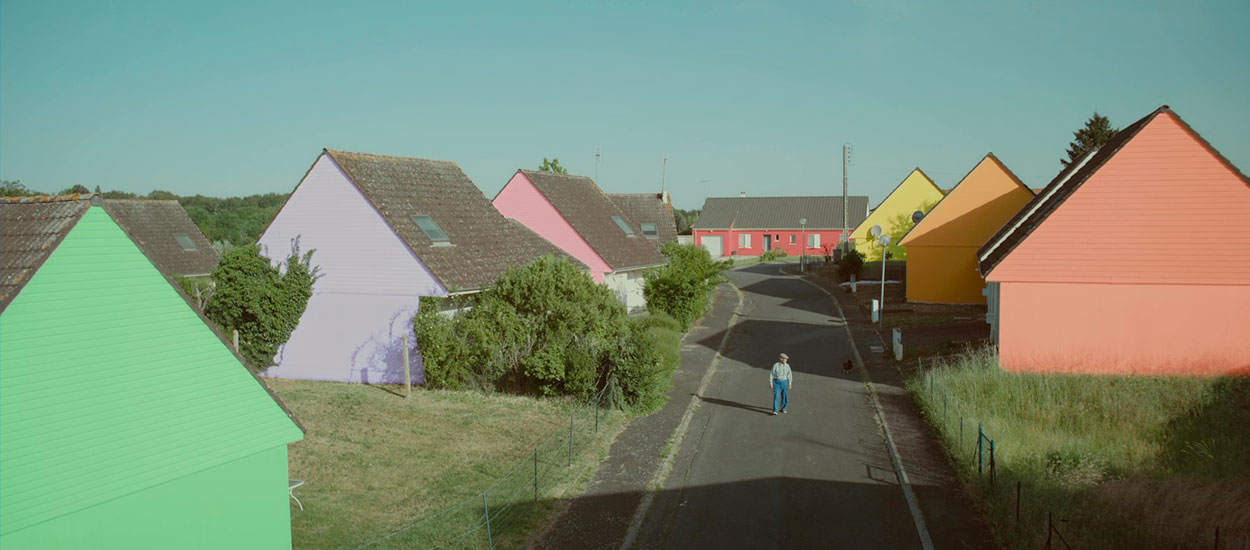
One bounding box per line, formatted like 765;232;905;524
1;195;303;549
900;154;1033;304
850;168;944;260
104;199;220;280
258;149;573;383
494;170;667;312
691;195;869;258
607;191;679;250
978;106;1250;375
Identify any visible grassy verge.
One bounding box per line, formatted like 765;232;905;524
270;379;629;549
907;348;1250;548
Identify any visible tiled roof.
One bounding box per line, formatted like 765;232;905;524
325;150;578;290
103;200;219;277
0;195;91;314
520;170;667;271
693;196;870;230
606;192;678;248
976;105;1250;275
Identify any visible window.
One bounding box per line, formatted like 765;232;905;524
807;233;820;248
789;234;796;244
738;233;751;248
173;233;197;251
611;216;635;236
409;214;450;243
641;223;658;238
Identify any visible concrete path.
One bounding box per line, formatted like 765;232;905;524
631;262;924;549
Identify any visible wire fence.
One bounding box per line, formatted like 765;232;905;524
352;378;620;550
916;354;1250;550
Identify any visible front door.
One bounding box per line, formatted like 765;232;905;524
763;234;772;251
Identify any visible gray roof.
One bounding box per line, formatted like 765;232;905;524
606;192;678;249
693;196;870;230
519;170;667;271
0;196;91;313
324;150;579;290
103;200;219;277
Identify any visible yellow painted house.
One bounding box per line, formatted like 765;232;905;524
850;168;944;260
900;153;1034;304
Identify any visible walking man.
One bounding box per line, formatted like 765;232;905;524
770;353;792;415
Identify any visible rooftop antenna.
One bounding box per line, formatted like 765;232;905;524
842;143;853;233
594;147;601;182
661;153;668;194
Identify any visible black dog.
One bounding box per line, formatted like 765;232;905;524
842;360;854;374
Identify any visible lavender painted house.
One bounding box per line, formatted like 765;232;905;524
258;149;572;383
493;170;667;312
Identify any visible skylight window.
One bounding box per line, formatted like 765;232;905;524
612;216;635;236
641;223;659;238
410;214;450;243
173;233;197;251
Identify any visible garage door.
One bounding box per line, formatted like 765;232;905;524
701;235;723;258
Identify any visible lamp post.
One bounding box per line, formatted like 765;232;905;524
878;234;891;325
800;217;807;270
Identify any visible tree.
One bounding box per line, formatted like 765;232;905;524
539;157;568;174
1;180;41;197
643;242;729;329
59;184;91;195
1061;112;1117;169
204;241;318;370
672;208;701;235
883;199;938;260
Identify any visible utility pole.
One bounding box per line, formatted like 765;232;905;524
594;147;601;182
842;144;850;236
661;153;668;194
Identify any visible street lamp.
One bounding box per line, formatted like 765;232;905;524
878;233;891;324
799;217;807;270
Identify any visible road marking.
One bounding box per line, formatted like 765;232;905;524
619;282;745;550
782;266;935;550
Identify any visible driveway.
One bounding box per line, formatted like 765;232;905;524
631;263;924;549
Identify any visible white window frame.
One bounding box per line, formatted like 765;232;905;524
789;234;796;245
807;233;820;248
738;233;751;248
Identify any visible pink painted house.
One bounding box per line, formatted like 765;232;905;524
258;150;573;383
691;195;869;258
493;170;667;312
978;106;1250;375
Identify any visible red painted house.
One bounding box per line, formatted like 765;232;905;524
692;195;868;258
978;105;1250;375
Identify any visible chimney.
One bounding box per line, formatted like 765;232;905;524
661;190;671;205
739;191;746;198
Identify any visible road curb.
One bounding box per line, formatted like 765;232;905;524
781;266;935;550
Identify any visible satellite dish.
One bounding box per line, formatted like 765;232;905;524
879;234;892;246
912;210;925;224
799;217;807;226
869;225;882;238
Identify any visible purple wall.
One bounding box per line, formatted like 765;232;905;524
258;153;445;383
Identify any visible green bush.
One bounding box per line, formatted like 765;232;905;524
758;248;788;263
415;255;680;411
204;242;317;370
643;242;730;330
837;249;865;281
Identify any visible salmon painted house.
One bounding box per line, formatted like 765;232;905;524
692;195;868;258
978;106;1250;375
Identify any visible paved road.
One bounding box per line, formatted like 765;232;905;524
633;263;923;549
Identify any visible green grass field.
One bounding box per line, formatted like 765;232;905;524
269;379;628;549
907;348;1250;549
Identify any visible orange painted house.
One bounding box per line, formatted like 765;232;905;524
978;106;1250;375
900;153;1033;304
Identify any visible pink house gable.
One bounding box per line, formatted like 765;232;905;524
493;171;613;282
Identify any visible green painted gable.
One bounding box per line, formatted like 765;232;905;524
0;206;303;537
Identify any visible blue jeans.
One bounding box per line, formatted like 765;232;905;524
773;379;789;412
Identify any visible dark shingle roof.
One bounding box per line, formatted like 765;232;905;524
976;105;1250;275
693;196;870;230
519;170;667;271
103;200;219;277
0;195;91;313
325;150;578;290
606;192;678;248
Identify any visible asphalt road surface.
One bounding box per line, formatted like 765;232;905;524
632;262;924;549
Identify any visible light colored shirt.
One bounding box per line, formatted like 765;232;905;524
769;361;792;384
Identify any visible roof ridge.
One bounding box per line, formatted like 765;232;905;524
323;148;461;167
0;194;89;204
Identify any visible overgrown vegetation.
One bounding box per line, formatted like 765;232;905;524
204;242;317;370
758;247;788;263
415;255;682;412
909;348;1250;548
643;242;730;330
836;249;865;281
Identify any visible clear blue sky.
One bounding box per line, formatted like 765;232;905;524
3;0;1248;210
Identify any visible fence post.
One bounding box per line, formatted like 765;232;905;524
1015;480;1021;530
977;424;984;475
533;448;539;503
942;392;947;426
483;492;494;550
1046;511;1053;550
232;329;239;351
929;370;934;398
595;388;600;434
989;439;996;487
960;416;964;452
402;332;411;399
568;412;574;467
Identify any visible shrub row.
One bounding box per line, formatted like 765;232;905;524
643;242;730;330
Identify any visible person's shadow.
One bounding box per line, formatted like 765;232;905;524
695;394;776;415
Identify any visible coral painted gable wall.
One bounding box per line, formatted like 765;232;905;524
493;171;613;282
851;168;944;258
987;112;1250;285
258;153;445;382
902;155;1034;303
